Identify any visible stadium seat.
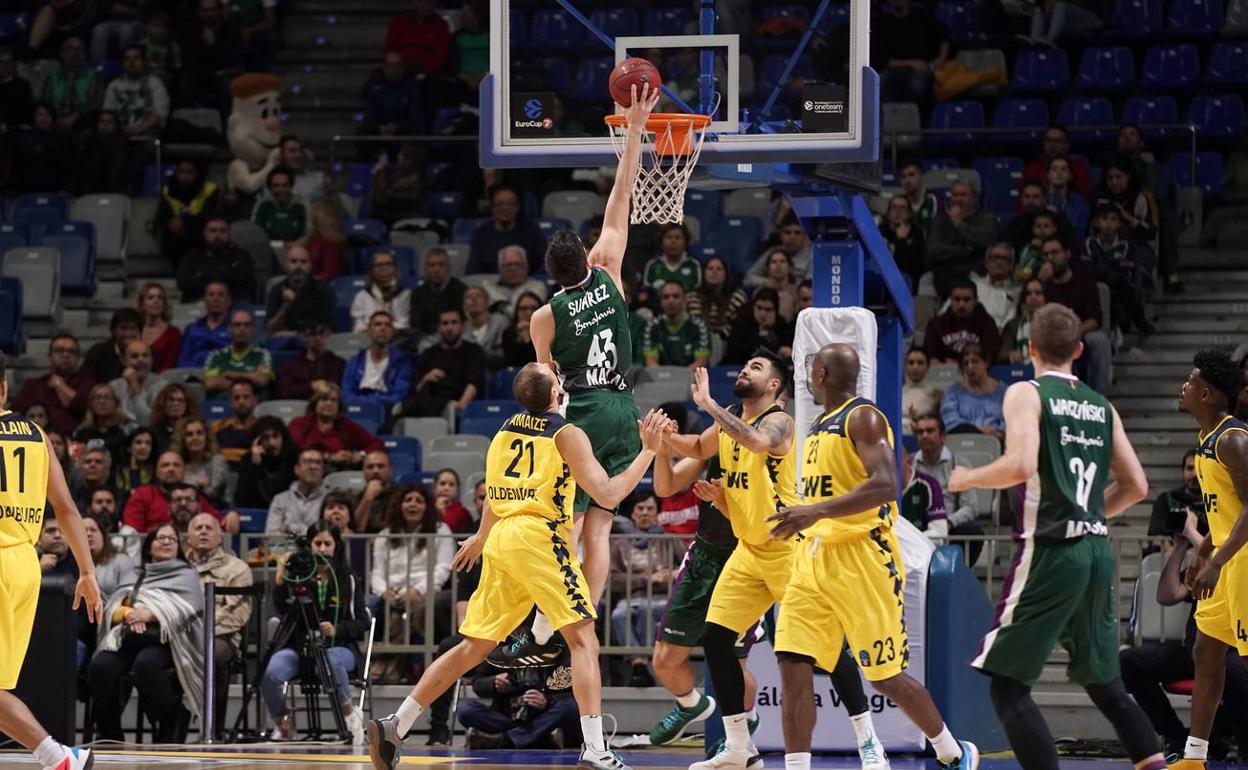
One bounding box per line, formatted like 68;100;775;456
11;192;68;222
326;332;368;360
460;400;520;420
430;434;491;457
1205;42;1248;86
635;366;695;388
1121;95;1180;139
1;247;59;320
974;157;1024;220
1227;0;1248;31
538;57;573;95
813;3;851;34
254;399;307;424
934;2;978;41
451;217;487;244
1011;49;1068;92
324;471;366;493
701;216;763;276
529;9;584;50
571;57;614;102
346;402;385;427
723;189;773;221
989;364;1034;384
1075;47;1135;91
1166;0;1224;35
945;434;1002;518
40;234;92;297
421;452;483;487
1140;44;1199;89
380;435;422;469
234;507;268;533
444;243;470;277
922;158;961;171
1188;94;1245;138
490;368;521;400
880;102;922;152
1109;0;1163;36
458;416;509;438
759;54;815;95
204;401;232;421
71;195;128;263
344;163;373;199
589;8;638;36
683;190;723;226
398;416;450;449
928;100;985;146
954;49;1008;98
993;99;1048;145
1058;97;1115;142
643;7;692;35
536;218;573;240
543;190;603;231
389;452;418;476
427;191;462;222
0;277;21;354
1170;151;1225;197
0;224;28;256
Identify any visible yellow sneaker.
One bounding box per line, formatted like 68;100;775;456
1167;759;1207;770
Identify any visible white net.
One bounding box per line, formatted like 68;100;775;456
606;116;710;225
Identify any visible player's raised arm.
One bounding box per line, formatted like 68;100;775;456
530;304;555;369
663;423;718;461
42;432;103;622
557;410;663;508
653;442;707;496
1103;403;1149;518
588;83;661;285
948;382;1041;492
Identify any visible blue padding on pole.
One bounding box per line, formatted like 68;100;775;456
925;545;1008;752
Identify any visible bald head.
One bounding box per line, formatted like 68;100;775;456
514;363;557;413
187;512;222;553
811;343;860;404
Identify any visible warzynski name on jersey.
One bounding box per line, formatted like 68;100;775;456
1047;397;1107;423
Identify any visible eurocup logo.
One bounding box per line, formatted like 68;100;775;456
524;99;544;119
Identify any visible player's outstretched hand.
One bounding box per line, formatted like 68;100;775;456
690;367;713;409
74;573;103;623
692;478;726;509
948;465;972;493
625;82;662;128
452;533;486;572
639;409;668;452
767;505;819;540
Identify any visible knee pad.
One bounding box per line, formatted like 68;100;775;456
776;651;816;667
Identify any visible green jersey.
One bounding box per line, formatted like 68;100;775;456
643;255;701;293
550;267;632;394
642;314;710;366
1024;372;1114;541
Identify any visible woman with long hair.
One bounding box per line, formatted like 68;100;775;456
150;383;203;452
902;347;942;436
72;383;135;456
48;430;69;471
999;279;1046;364
288;383;382;468
760;247;799;321
1096;155;1160;260
88;524;205;743
880;193;925;289
236;416;301;508
111;427;157;500
940;344;1007;439
305;200;347;281
686;255;748;338
171;417;229;505
136;282;182;372
77;513;139;673
156;159;220;268
263;521;369;742
431;468;474;533
500;290;543;367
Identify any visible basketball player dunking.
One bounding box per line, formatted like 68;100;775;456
0;353;102;770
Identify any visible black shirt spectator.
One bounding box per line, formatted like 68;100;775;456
0;47;34;130
157;160;220;269
880;193;925;289
277;323;346;401
871;0;948;110
1041;240;1103;331
75;110;136;195
409;247;466;335
83;309;143;385
178;0;242;114
235;416;300;508
12;102;70;194
403;309;485;417
1147;450;1203;548
467;185;547;275
362;52;424;136
265;243;336;336
1005;181;1077;256
177;216;257;302
926;182;1001;297
722;289;794;365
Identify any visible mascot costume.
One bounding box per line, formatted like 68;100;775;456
227;73;284;196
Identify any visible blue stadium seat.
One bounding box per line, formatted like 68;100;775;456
234;508;268;533
93;60;121;79
357;244;416;278
390;452;418;476
1205;42;1248;86
539;57;573;94
56;221;96;257
1011;49;1069;92
1109;0;1163;36
762;4;810;21
0;223;28;256
974;157;1024;220
934;2;979;41
589;8;639;36
644;7;692;35
345;219;387;246
707;365;740;404
204;401;233;420
536;218;573;239
344;163;372;198
928;100;985;146
684;190;723;225
459;416;509;437
139;163;175;197
346;402;385;427
571;57;614;102
508;9;526;40
1170;151;1224;196
0;277;21;355
1059;97;1115;142
1188;94;1245;138
41;234;93;297
491;367;521;400
352;416;381;435
332;275;367;310
990;364;1034;384
452;217;487;244
1166;0;1224;35
461;399;520;420
11;192;68;221
814;3;852;34
759;54;815;95
1075;47;1135;91
701;217;764;275
1122;95;1179;139
1140;43;1199;89
380;435;422;469
529;9;584;50
993;99;1048;145
922;158;961;171
428;191;462;221
0;13;31;40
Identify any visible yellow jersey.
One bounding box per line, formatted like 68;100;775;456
0;410;49;549
1195;414;1248;548
485;411;577;528
800;397;897;542
717;403;799;547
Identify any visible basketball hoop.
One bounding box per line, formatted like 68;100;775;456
605;113;711;224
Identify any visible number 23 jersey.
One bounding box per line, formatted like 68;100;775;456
485;411;577;528
0;411;49;549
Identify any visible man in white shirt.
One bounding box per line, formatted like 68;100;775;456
266;449;328;534
110;340;165;424
968;243;1021;331
102;45;169;137
482;246;546;315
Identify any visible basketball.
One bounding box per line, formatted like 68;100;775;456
609;57;661;107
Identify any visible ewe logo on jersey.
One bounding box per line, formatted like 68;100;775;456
725;471;750;489
803;474;835;498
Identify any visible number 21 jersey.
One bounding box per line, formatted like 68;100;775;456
485;411;577;528
550;267;632;394
0;410;49;548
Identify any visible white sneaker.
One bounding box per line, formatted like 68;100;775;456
858;735;890;770
44;747;92;770
689;744;763;770
577;746;631;770
346;708;366;745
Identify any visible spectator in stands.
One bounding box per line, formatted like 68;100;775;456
70;445;112;514
1081;205;1154;336
278;321;346;400
212;380;258;465
610;491;679;687
289;382;383;468
722;288;794;364
483;245;548;316
463;285;507;368
431;468;474;534
370;484;455;640
903;347;943;436
23;403;50;432
1022;126;1091;197
871;0;948;110
137;282;181;372
352;249;412;333
266;449;328;535
85;309;143;384
411;247;466;337
923;279;1002;363
232;0;277;69
37;517;75;577
123;451;229;533
913;413;984;564
940;343;1006;439
436;0;487;108
177;281;232;368
48;431;70;472
1013;210;1062;284
75;109;136;194
744;218;811;289
111;340;164;425
1040;237;1111;393
265;243;335;336
643;224;700;293
0;47;34;131
385;0;451;74
179;0;242;116
204;308;274;399
1146;449;1202;554
89;524;203;743
103;46;169;138
87;1;143;61
1115;125;1158;194
999;279;1046;365
186;511;253;737
306;200;346;281
263;521;368;742
84;510;136;600
354;449;398;533
404;308;484;417
12;333;94;436
881;193;925;289
110;428;156;502
12;101;70;193
342;310;412;413
927;182;1001;297
253;167;308;242
687;255;748;339
177;216;257;303
362;51;424;137
468;186;547;275
1094;155;1160;267
898;159;942;231
73;384;136;456
1045;156;1089;238
150;382;202;453
42;35;102;135
457;663;581;750
643;282;711;369
137;10;181;85
278;135;327;205
970;243;1021;331
158;160;220;269
173;417;229;505
369;142;426;225
235;416;299;508
501;291;544;368
321;491;355;533
1007;181;1045;252
900;446;949;541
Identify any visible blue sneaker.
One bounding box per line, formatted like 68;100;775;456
650;694;717;745
936;740;979;770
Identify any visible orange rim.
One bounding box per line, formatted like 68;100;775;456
605;113;712;157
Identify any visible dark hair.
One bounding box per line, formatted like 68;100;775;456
1020;179;1045;194
659;222;690;245
798;278;812;290
753;287;780;310
899;157;923;173
141;524;186;564
321;490;354;519
383;484;439;540
1046;155;1072;173
230;379;257;395
50;332;78;351
958;343;986;370
1182;448;1198;467
660;280;686;296
750;347;791;397
267;165;294;187
438;307;465;322
368;309;395;325
949;278;977;297
906;346;928;361
513;364;553;413
1032;211;1058;227
1095;203;1120;220
916;413;946;434
304;520;352;580
1046;125;1070;140
122;44;145;61
110;308;143;333
489;184;519;207
279;133;301;148
546;229;589;288
1031;303;1083;364
1194;349;1243;405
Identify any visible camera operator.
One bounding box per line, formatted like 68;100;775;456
457;662;582;750
261;521;369;743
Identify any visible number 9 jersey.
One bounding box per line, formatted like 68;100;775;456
484;411;577;528
0;410;50;549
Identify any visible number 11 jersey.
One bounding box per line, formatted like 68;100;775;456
484;411;577;528
550;267;633;394
1024;372;1114;541
0;410;49;549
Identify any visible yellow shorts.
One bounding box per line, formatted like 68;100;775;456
775;527;910;682
0;546;41;689
1195;552;1248;656
458;515;596;643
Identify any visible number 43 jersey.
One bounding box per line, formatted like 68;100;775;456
485;411;577;528
1024;373;1114;540
550;267;632;394
0;410;49;548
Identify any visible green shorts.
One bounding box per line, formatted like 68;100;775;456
657;538;753;657
565;389;641;513
971;535;1119;687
